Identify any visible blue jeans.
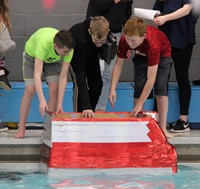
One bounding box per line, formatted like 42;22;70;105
95;33;121;111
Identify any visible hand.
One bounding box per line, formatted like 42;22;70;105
82;109;94;118
55;104;63;114
109;90;117;108
39;100;48;117
153;16;167;26
131;104;143;117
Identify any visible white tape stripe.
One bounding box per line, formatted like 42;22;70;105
51;121;151;143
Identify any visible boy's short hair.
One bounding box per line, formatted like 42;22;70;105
123;16;147;37
89;16;110;39
54;29;75;49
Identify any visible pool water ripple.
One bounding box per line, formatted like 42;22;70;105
0;164;200;189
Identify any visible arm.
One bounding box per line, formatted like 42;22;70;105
71;48;94;117
153;3;193;25
109;57;125;108
75;65;94;118
131;64;158;116
34;57;47;117
56;62;70;113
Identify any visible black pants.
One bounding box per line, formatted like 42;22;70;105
172;43;194;116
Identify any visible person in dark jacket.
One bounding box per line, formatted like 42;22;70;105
86;0;133;112
69;16;110;118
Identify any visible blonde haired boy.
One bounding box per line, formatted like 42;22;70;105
68;16;110;118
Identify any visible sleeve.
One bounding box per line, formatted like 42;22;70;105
63;49;74;63
125;1;133;18
71;45;92;110
183;0;191;5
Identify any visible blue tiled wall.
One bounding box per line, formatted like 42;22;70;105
0;82;200;124
0;82;73;122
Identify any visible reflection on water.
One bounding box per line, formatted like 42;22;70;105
0;164;200;189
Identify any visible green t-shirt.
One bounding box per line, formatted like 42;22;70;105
25;27;73;63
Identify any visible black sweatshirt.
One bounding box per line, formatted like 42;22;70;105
86;0;133;33
69;19;101;110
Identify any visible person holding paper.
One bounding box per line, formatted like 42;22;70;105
109;16;173;138
153;0;199;133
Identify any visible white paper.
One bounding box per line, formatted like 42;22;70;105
134;8;161;20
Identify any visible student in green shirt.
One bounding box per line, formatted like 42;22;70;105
15;27;75;138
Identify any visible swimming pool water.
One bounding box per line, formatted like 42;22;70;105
0;163;200;189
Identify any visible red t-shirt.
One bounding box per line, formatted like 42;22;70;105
117;25;171;66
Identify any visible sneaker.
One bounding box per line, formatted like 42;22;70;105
25;122;44;130
192;79;200;85
0;122;8;132
170;119;190;133
0;74;11;90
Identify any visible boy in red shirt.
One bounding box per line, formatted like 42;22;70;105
109;16;173;138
